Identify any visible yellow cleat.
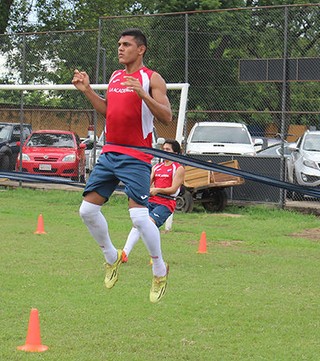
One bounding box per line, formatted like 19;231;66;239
104;249;122;289
149;264;169;303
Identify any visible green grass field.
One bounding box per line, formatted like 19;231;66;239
1;187;320;360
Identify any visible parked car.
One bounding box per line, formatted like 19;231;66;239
186;122;263;156
256;141;294;157
88;129;165;172
81;136;98;171
88;131;105;172
16;129;86;182
286;130;320;194
0;122;32;171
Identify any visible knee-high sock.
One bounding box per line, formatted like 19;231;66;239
129;207;166;277
79;200;117;264
123;227;140;257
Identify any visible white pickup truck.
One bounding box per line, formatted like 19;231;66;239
186;121;262;156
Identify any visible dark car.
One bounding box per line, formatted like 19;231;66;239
0;122;32;171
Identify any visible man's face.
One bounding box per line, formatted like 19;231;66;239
118;35;145;64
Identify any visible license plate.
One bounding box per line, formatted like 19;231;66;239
39;164;52;171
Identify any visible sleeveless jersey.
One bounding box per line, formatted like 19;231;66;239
149;161;182;213
102;67;154;163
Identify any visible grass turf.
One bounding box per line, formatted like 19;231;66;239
1;187;320;360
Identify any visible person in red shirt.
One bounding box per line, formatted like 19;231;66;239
122;139;185;262
72;28;172;303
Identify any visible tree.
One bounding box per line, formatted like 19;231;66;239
0;0;14;34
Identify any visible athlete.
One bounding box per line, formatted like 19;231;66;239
122;139;185;262
72;28;172;303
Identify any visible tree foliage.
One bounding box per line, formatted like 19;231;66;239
0;0;14;34
0;0;319;129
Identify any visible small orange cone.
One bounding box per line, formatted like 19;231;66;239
17;308;49;352
197;231;208;254
34;214;46;234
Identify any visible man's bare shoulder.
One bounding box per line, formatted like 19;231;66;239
150;71;167;86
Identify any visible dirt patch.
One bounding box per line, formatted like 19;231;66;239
290;228;320;241
216;240;244;247
188;239;244;247
213;213;242;218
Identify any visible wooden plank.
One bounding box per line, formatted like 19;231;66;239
184;166;210;188
210;160;244;186
184;160;244;189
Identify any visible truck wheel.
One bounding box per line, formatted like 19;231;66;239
202;189;227;212
175;190;194;213
0;154;10;171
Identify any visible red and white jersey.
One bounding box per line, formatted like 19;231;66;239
102;66;154;163
149;161;182;212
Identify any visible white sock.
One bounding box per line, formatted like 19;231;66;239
79;200;117;264
123;227;140;257
129;207;166;277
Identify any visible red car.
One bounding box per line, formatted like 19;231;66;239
16;129;86;182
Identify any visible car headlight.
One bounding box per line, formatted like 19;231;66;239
303;159;318;169
187;150;201;154
21;153;30;161
62;154;76;162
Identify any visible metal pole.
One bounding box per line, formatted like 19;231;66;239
101;47;106;84
279;6;289;209
18;34;26;183
182;13;189;153
93;19;102;166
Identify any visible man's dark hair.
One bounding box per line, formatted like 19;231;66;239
164;139;181;154
120;28;147;49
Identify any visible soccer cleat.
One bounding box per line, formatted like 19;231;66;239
121;250;128;263
149;264;169;303
104;249;122;289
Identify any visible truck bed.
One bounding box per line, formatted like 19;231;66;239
184;160;244;190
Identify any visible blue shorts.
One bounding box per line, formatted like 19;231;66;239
84;152;151;206
148;202;172;228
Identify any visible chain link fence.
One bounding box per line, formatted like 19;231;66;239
0;4;320;207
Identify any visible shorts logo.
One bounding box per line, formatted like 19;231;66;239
141;195;148;200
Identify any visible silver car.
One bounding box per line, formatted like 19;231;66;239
88;129;164;172
256;141;293;157
287;130;320;188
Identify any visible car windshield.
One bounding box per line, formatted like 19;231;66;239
0;125;11;141
257;143;291;156
303;135;320;151
26;133;75;148
191;126;251;144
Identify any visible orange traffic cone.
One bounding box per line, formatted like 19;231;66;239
17;308;49;352
197;231;208;254
34;214;46;234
